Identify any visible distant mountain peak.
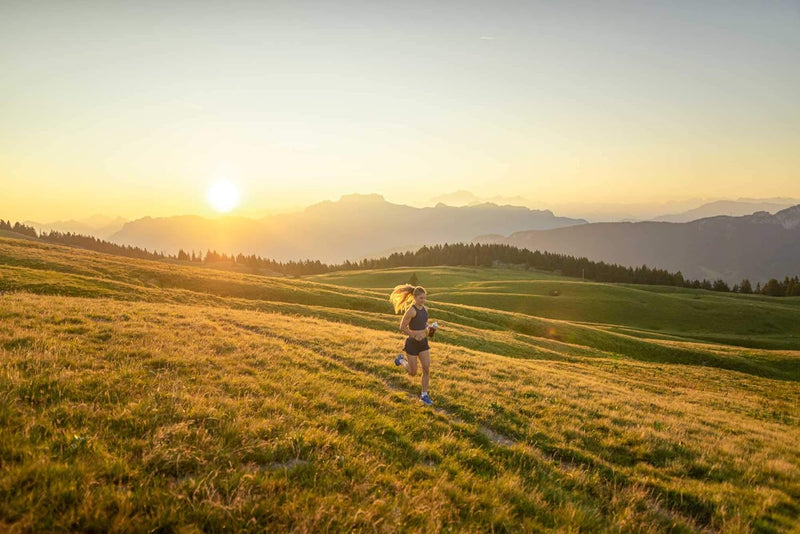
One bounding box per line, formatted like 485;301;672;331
746;210;779;225
776;204;800;229
304;193;394;214
429;190;480;206
651;199;798;223
428;190;532;208
338;193;386;203
24;214;129;240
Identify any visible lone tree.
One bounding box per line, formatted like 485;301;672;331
739;279;753;294
408;272;419;286
762;278;783;297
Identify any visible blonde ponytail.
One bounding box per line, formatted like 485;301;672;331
389;284;426;314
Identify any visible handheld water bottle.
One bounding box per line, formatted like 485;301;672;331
427;321;438;338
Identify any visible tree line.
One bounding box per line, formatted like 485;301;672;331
0;219;38;238
2;218;799;296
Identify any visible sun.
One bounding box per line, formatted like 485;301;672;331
206;180;241;213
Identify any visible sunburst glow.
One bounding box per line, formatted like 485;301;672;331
206;180;241;213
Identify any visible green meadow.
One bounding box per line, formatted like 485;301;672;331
1;236;799;532
310;268;800;351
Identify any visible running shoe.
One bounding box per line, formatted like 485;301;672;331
394;353;404;366
420;393;433;405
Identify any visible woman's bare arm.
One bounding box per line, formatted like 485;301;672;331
400;307;414;335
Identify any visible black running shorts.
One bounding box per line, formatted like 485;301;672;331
404;336;430;356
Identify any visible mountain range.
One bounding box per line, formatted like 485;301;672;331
22;195;800;282
25;215;127;239
109;194;586;262
475;206;800;283
649;199;799;223
428;190;531;208
425;192;800;222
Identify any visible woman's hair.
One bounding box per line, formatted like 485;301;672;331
389;284;426;314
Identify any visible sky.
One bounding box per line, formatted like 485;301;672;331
2;0;799;222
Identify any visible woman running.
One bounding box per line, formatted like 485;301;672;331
390;284;434;405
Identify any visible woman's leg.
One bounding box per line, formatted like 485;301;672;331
404;353;418;376
418;350;431;393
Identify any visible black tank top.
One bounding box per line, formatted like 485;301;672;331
409;305;428;330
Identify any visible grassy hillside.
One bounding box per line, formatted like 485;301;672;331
310;267;800;351
1;236;799;532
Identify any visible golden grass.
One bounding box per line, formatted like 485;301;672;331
2;291;799;532
1;236;799;532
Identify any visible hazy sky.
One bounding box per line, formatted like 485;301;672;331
2;0;799;221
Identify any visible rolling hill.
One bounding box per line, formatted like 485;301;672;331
1;235;798;532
